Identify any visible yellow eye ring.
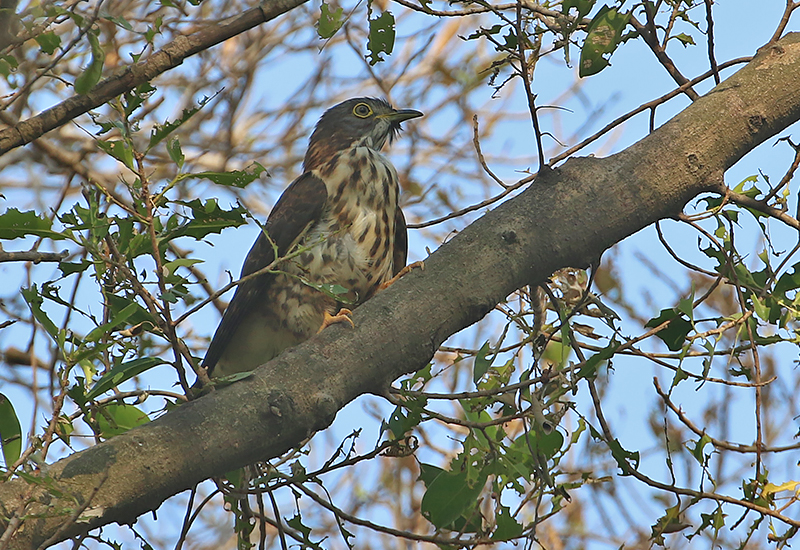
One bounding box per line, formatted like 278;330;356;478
353;102;373;118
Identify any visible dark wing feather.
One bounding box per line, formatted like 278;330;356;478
201;173;328;374
392;207;408;276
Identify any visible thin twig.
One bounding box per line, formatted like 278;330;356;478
653;378;796;454
704;0;721;84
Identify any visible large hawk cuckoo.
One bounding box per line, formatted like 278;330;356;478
201;98;423;378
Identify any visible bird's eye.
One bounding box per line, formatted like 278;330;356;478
353;102;373;118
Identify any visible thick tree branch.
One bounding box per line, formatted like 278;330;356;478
2;33;800;550
0;0;310;156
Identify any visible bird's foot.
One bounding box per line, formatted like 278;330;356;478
379;261;425;291
318;308;354;333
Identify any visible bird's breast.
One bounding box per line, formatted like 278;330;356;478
284;146;401;318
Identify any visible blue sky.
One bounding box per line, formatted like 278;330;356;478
1;0;799;547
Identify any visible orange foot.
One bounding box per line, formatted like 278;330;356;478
379;261;425;291
318;308;354;333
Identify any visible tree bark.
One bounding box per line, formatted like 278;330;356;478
2;32;800;550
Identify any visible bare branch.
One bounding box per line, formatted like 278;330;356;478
0;0;311;156
0;248;69;264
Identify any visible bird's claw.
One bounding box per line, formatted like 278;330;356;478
379;260;425;291
318;308;354;333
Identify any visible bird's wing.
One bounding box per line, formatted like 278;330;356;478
201;173;328;373
393;207;409;276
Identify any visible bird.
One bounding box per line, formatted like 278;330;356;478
200;97;423;380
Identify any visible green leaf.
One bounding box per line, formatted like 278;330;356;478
101;12;134;31
21;285;61;340
384;396;425;438
690;505;726;540
579;6;630;77
672;32;695;46
367;10;395;65
590;424;640;474
0;208;67;240
122;82;156;118
671;366;689;388
97;139;135;170
167;137;184;168
775;262;800;296
35;32;61;54
688;433;712;465
95;403;149;438
211;371;255;386
420;465;487;528
0;394;22;468
473;340;493;384
466;24;504;41
508;429;564;462
286;514;324;549
561;0;595;19
58;259;92;276
0;54;19;78
492;505;524;540
750;292;772;323
105;294;159;330
144;16;162;44
84;302;142;342
55;416;74;446
578;338;619;379
645;309;692;352
318;1;344;39
74;30;104;94
188;162;267;188
302;281;351;302
85;357;166;400
677;288;695;320
167;198;249;240
162;258;202;276
417;461;445;487
147;95;214;151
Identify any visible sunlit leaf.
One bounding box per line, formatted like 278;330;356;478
579;6;630;77
645;309;692;352
688;433;712;465
318;1;344;39
367;10;395;65
147;95;214;151
561;0;595;19
492;505;524;540
94;403;150;438
86;357;166;400
166;199;249;241
167;137;184;168
473;340;493;384
0;208;67;240
384;396;425;438
672;32;696;46
0;394;22;468
188;162;267;188
420;464;487;528
35;32;61;54
74;30;104;94
0;54;19;78
97;139;135;170
21;285;61;340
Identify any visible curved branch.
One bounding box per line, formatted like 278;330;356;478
0;0;311;156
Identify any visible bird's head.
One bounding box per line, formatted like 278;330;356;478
303;97;423;171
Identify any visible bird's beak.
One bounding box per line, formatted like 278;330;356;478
381;109;424;123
